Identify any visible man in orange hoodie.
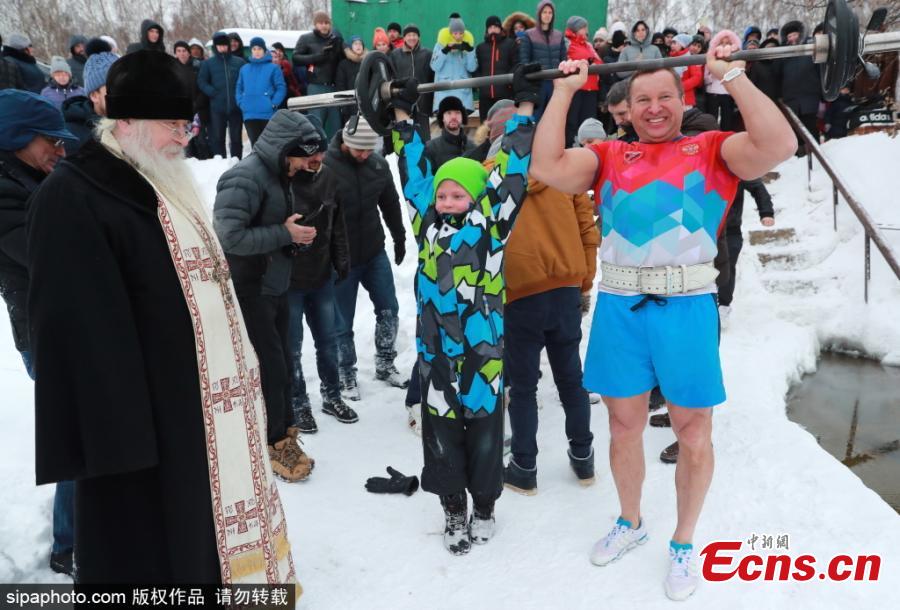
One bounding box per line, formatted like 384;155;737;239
494;136;600;495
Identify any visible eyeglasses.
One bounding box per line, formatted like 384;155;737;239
42;135;65;148
161;121;194;140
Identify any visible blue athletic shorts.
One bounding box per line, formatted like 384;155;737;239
583;292;725;408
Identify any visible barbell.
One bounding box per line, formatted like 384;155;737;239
287;0;900;136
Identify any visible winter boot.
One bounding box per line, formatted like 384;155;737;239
285;427;316;470
660;441;679;464
440;493;471;555
650;412;671;427
268;436;312;482
49;550;74;578
649;386;666;411
322;396;359;423
291;395;318;433
568;447;596;486
469;499;496;545
503;459;537;496
340;371;361;402
376;364;409;389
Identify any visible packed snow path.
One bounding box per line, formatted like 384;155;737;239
1;134;898;608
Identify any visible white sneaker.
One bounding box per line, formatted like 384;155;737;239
590;517;648;566
588;392;602;404
468;511;495;545
664;543;700;601
718;305;731;329
591;517;647;566
406;404;422;436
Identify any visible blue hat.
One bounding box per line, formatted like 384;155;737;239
250;36;266;49
0;90;77;151
84;51;119;95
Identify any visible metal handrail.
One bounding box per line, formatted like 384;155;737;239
780;103;900;302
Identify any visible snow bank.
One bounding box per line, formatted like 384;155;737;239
1;137;897;608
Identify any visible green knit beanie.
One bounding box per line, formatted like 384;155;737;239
433;157;489;204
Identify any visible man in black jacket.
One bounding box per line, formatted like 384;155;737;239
0;89;78;576
2;34;45;93
61;39;116;156
293;10;346;139
778;21;821;153
287;132;353;433
425;96;475;170
66;35;88;87
0;35;24;90
475;16;517;121
214;109;331;480
324;116;408;399
388;25;434;136
126;19;165;54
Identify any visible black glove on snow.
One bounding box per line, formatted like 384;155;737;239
365;467;419;495
391;78;419;114
512;62;543;106
394;240;406;265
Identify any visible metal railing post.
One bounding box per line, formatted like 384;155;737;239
865;233;871;304
833;184;839;232
780;103;900;302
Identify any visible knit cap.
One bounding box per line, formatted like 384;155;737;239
6;34;31;50
83;51;120;95
342;115;380;150
576;118;606;145
403;24;420;37
486;99;516;142
433;157;488;204
250;36;266;50
50;56;72;75
449;17;466;34
566;16;588;34
373;27;390;48
673;34;693;49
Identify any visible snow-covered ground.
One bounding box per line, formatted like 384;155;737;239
1;133;898;608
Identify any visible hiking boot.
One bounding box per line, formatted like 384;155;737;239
376;365;409;389
322;397;359;423
285;427;316;470
590;517;648;566
469;501;495;545
665;542;700;601
503;459;537;496
268;436;312;482
660;441;679;464
340;373;361;402
649;386;666;411
568;447;595;486
650;412;671;427
50;550;74;577
440;493;471;555
292;406;318;434
406;403;422;436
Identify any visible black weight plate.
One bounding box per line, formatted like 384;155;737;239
355;51;395;136
821;0;859;101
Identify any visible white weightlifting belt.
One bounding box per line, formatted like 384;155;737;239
600;261;720;295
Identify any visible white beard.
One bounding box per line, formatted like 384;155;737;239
97;119;209;221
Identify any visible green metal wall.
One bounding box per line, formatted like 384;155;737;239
332;0;608;46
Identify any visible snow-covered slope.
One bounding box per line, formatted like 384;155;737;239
1;134;898;608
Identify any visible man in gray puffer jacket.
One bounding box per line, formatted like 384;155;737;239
213;110;325;471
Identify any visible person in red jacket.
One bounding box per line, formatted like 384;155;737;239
271;43;302;103
564;16;601;147
669;34;703;108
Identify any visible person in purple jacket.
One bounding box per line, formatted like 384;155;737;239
40;57;85;110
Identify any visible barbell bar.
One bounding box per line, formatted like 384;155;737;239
286;0;900;136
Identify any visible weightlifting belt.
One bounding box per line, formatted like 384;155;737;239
600;261;720;295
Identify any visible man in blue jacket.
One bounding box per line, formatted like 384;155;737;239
198;31;246;159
